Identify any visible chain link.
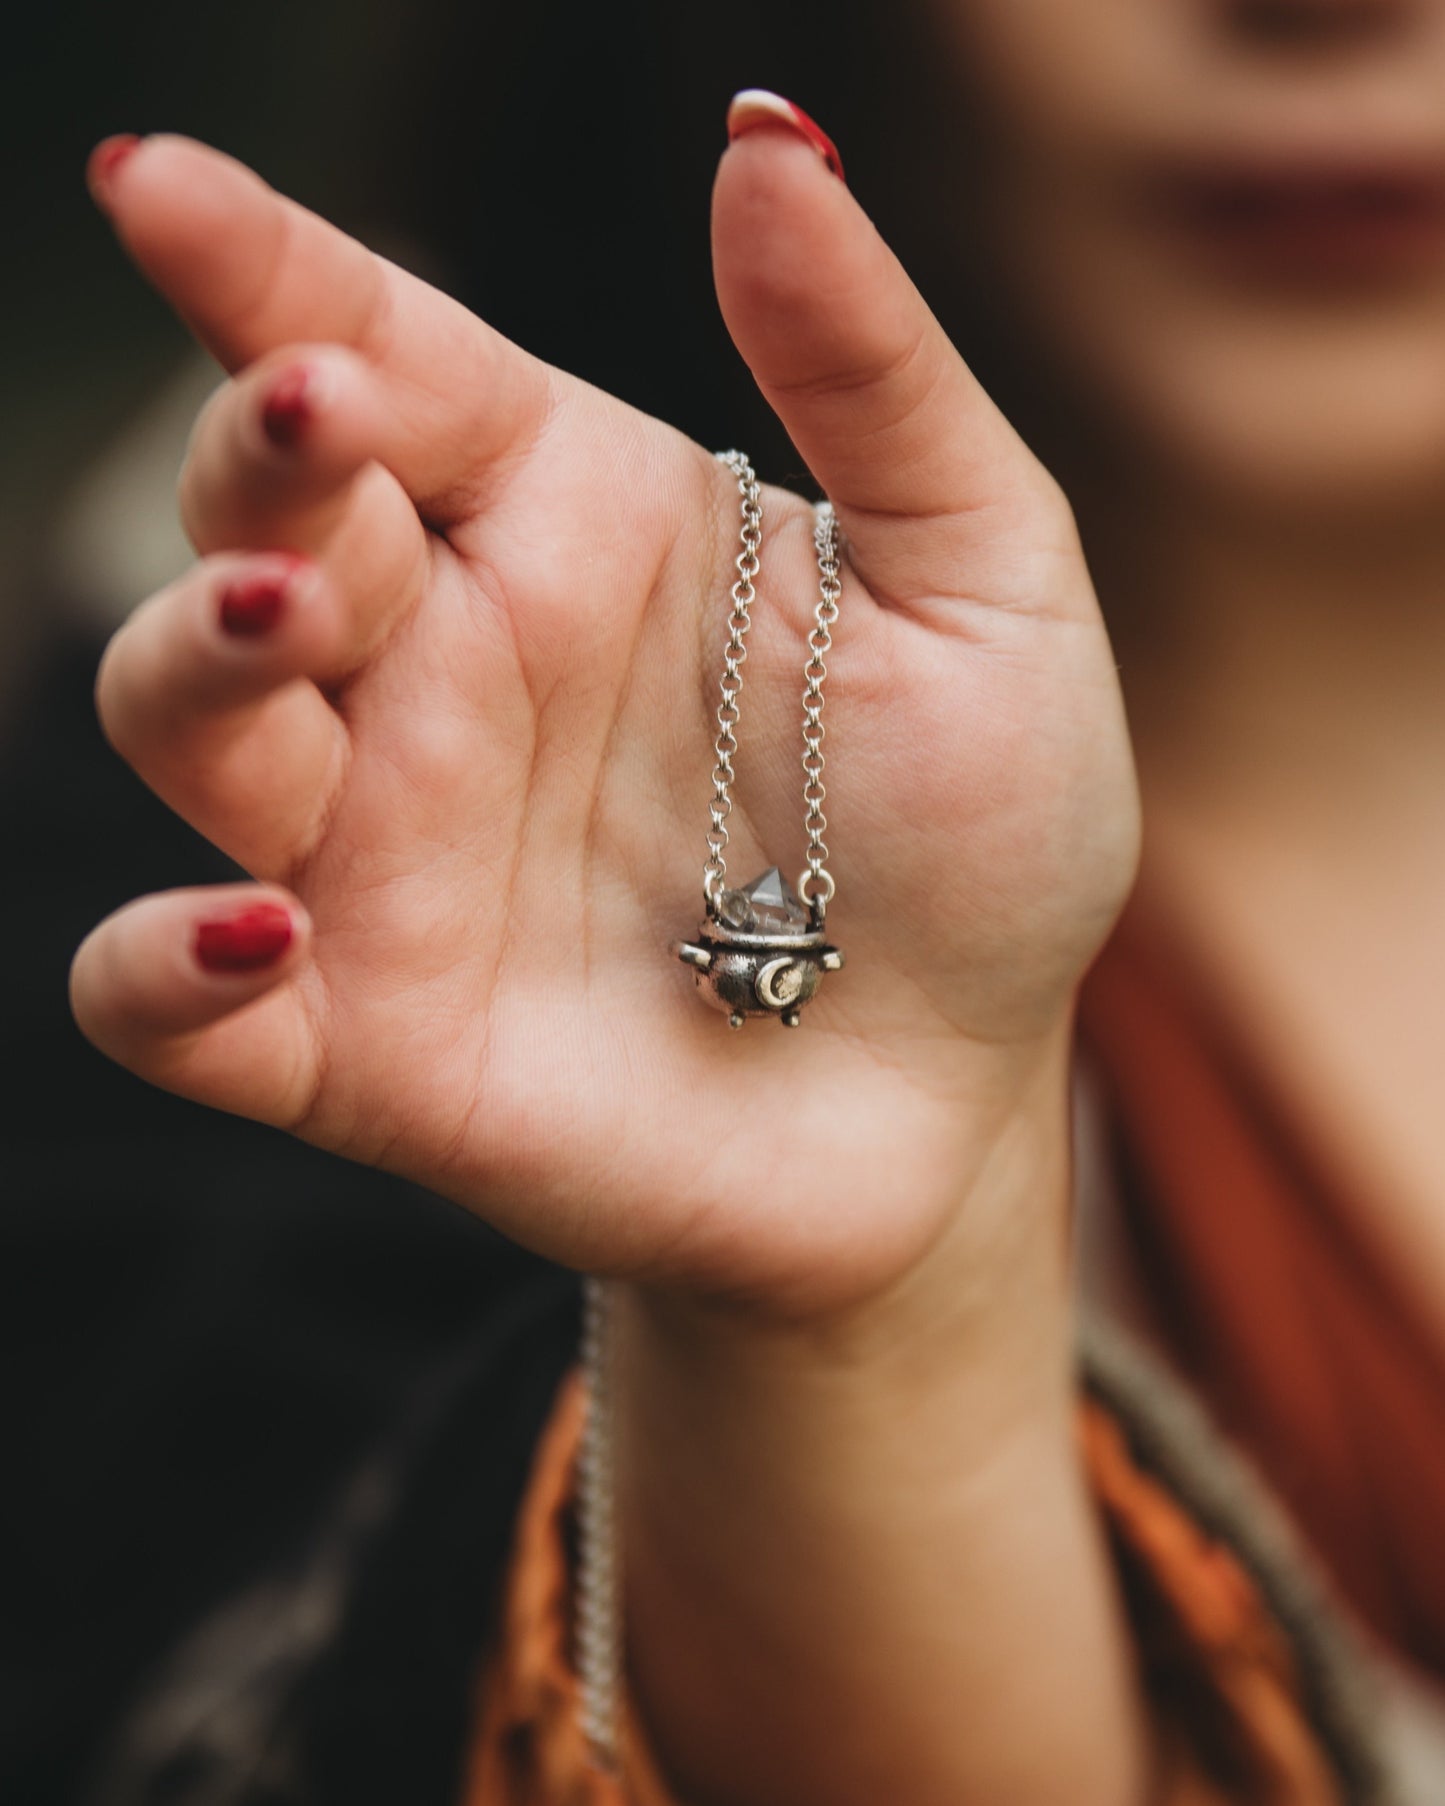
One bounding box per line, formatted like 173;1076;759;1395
704;456;843;919
800;502;840;917
704;451;762;906
578;1275;622;1771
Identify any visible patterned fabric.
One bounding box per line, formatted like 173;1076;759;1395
462;1367;1354;1806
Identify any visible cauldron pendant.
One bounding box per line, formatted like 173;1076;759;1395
673;867;844;1029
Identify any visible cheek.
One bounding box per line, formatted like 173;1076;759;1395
921;0;1168;138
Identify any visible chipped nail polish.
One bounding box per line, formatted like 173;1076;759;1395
726;91;845;183
218;568;293;638
261;365;315;449
87;134;142;209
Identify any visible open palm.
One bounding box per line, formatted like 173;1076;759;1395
73;116;1138;1318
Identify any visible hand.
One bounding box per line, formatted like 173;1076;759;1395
72;119;1138;1322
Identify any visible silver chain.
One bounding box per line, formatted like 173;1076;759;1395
578;1274;622;1772
704;453;841;917
801;502;840;917
704;451;762;908
578;465;844;1775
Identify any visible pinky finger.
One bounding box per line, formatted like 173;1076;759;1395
70;884;321;1126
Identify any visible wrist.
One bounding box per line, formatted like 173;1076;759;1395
623;1008;1078;1409
604;1013;1148;1806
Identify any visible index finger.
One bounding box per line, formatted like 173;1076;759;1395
88;134;551;523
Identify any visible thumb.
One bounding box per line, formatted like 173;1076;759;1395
714;92;1066;606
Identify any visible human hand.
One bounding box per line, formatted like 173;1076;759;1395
72;111;1138;1322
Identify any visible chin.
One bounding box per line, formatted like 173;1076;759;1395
1097;304;1445;525
1153;391;1445;523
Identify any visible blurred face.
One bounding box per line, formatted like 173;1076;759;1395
925;0;1445;516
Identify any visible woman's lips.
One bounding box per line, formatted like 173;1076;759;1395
1145;158;1445;283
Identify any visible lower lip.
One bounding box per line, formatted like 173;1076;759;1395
1150;170;1445;283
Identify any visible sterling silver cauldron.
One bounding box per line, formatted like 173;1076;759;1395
672;867;844;1029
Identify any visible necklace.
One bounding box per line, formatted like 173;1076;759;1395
672;451;846;1028
577;457;848;1774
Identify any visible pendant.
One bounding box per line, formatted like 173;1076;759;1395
673;867;844;1029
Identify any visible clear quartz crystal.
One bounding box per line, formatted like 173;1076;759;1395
717;866;811;933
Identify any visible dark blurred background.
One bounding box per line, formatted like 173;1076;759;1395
0;5;954;1802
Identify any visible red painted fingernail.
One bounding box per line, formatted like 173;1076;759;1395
218;558;308;638
261;365;315;449
195;902;294;974
87;134;142;208
726;90;845;183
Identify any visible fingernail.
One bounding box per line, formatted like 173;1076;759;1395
726;91;845;183
87;134;142;210
195;902;294;974
218;557;309;638
261;365;316;449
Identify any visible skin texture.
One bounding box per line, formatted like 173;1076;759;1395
73;131;1140;1315
73;122;1147;1803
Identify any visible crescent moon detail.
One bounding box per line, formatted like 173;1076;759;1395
755;956;806;1010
